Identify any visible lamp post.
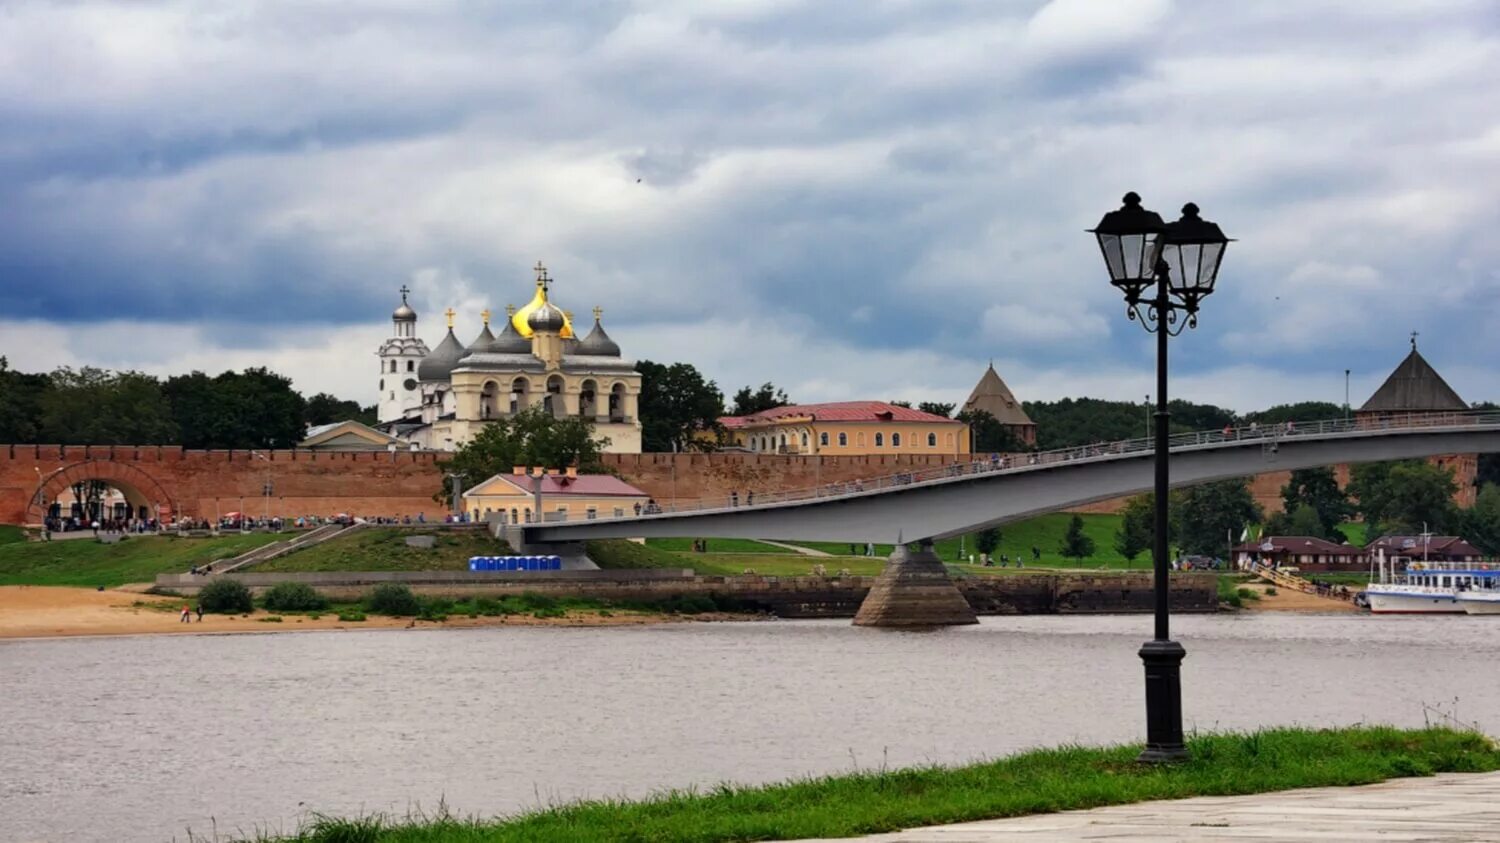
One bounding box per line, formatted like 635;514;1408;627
1090;191;1231;763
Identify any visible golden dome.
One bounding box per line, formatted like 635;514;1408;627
512;263;576;339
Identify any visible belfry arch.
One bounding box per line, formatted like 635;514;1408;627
26;460;176;526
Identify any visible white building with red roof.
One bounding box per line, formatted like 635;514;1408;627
717;401;970;456
462;467;650;523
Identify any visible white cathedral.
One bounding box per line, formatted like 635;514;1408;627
375;263;643;453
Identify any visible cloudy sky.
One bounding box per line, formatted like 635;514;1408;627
3;0;1498;412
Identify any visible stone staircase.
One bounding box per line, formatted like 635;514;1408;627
211;523;360;574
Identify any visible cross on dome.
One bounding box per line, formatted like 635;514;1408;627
1411;330;1420;351
399;284;411;304
534;261;550;291
444;307;455;329
593;306;603;321
481;308;491;325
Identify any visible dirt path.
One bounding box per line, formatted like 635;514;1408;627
1238;582;1359;613
0;586;734;640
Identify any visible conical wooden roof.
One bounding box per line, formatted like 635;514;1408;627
962;364;1034;426
1359;347;1466;412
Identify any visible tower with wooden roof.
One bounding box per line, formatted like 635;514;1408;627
961;362;1037;446
1356;334;1475;506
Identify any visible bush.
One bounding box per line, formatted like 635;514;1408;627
198;578;254;614
337;611;367;622
366;583;421;616
263;582;330;612
1265;586;1278;596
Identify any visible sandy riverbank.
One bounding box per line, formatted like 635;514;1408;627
1239;581;1360;612
0;586;742;640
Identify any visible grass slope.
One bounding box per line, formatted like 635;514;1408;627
790;514;1151;570
255;528;506;573
245;727;1499;843
0;532;284;588
645;538;797;554
0;525;27;545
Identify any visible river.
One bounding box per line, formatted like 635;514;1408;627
2;613;1497;842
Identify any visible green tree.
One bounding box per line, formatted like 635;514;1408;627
974;527;1001;563
636;360;725;452
1463;483;1500;556
304;392;376;427
730;382;790;416
1172;478;1263;557
1059;514;1096;562
163;368;306;449
1114;495;1152;562
1279;467;1353;541
956;408;1025;452
0;357;50;443
40;367;179;444
918;402;955;418
1283;503;1325;537
1349;460;1458;535
1243;402;1344;427
441;406;610;504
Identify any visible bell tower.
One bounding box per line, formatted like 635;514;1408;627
376;286;431;423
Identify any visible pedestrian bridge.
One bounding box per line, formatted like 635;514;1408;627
513;413;1500;546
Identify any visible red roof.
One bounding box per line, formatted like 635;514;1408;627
719;401;961;427
476;473;648;498
1232;536;1363;556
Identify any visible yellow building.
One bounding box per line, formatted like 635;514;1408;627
719;401;970;456
461;467;650;523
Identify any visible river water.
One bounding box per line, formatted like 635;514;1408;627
3;614;1498;842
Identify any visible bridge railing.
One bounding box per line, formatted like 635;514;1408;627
560;410;1500;526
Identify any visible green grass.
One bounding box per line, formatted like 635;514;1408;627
0;532;286;588
239;726;1499;843
645;538;797;554
0;525;27;545
586;540;700;571
255;528;507;573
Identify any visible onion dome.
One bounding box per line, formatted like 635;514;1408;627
528;300;567;333
512;262;576;338
463;310;495;356
575;307;621;357
393;286;417;321
487;305;531;353
417;327;465;381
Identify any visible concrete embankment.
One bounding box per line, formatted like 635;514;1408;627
154;570;1217;617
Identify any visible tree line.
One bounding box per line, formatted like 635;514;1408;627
1108;461;1500;560
0;358;374;449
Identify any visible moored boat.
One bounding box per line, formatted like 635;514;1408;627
1365;551;1500;615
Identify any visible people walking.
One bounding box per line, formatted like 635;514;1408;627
195;604;204;622
180;605;191;623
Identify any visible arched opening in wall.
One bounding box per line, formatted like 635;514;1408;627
480;380;501;419
27;460;176;529
545;375;566;418
579;379;598;418
510;377;531;414
801;432;809;451
609;383;627;422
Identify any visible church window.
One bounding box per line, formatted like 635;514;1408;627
389;391;394;400
839;432;847;447
820;432;829;447
779;434;787;450
407;360;414;372
403;379;416;391
928;432;937;447
801;432;808;449
380;379;385;390
874;433;884;447
391;360;398;373
891;432;901;447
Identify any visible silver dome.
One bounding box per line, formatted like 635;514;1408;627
487;316;531;354
575;318;621;357
527;301;567;333
417;329;465;381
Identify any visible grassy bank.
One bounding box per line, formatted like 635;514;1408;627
235;726;1498;843
0;532;284;588
255;527;500;573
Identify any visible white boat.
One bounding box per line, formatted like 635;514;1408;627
1365;550;1500;615
1456;590;1500;615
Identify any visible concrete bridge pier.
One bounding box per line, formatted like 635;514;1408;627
853;540;978;628
498;526;600;570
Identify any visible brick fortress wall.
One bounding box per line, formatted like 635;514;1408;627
0;445;1477;525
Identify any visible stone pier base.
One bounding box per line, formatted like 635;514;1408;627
852;541;978;627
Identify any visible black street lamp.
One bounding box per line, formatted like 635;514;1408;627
1090;192;1230;763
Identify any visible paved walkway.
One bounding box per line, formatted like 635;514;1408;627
790;771;1500;841
757;539;833;557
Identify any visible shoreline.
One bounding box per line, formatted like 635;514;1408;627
0;586;753;641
